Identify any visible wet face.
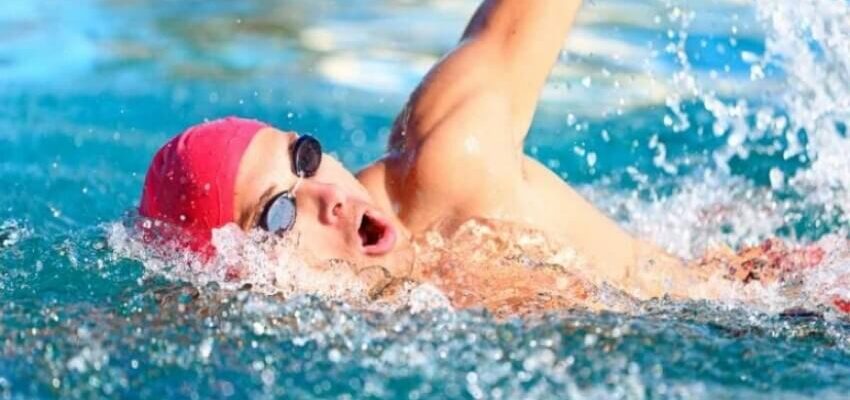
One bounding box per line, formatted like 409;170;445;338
233;128;408;268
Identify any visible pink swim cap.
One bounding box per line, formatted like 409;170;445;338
139;116;268;252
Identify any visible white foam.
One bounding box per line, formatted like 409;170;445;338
106;219;456;314
0;219;30;248
585;173;787;259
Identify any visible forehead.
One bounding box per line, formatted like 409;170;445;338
254;127;297;153
233;128;299;222
242;127;297;171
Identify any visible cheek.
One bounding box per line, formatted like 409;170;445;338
293;220;356;257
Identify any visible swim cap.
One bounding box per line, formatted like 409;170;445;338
139;116;268;252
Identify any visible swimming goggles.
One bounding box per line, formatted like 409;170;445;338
257;135;322;234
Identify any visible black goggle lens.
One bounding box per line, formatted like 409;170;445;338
257;135;322;234
292;135;321;178
259;193;297;234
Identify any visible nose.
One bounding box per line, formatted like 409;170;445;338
300;181;347;226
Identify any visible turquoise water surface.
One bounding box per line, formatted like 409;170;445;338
2;0;850;398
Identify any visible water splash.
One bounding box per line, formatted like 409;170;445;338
586;173;787;259
660;0;850;209
106;217;454;314
108;219;365;299
0;219;31;249
578;0;850;314
761;1;850;219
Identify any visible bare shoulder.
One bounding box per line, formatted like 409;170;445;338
408;90;518;183
355;160;397;214
400;93;525;213
357;93;525;232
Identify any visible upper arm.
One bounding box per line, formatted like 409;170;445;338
386;92;522;224
389;0;583;153
460;0;582;131
383;0;582;220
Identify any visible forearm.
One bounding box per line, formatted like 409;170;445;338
629;240;820;299
625;241;711;299
462;0;582;56
462;0;583;136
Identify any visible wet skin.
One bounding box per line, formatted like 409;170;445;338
231;0;710;302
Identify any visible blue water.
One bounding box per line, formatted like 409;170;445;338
2;0;850;398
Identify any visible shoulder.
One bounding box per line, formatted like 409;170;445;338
356;160;397;214
394;92;522;204
357;96;524;230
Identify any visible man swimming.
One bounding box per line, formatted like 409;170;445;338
138;0;831;314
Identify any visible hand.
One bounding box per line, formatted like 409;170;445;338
695;239;824;284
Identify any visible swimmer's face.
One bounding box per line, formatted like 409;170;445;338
234;128;406;267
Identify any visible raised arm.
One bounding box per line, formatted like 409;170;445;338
461;0;582;136
390;0;582;151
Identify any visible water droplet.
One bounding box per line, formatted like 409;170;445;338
198;337;214;360
587;152;597;168
328;348;341;363
750;64;765;81
769;168;785;190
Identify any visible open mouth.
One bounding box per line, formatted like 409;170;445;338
357;211;396;255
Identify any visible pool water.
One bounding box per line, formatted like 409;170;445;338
2;0;850;398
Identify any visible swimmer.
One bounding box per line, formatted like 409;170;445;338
137;0;836;314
